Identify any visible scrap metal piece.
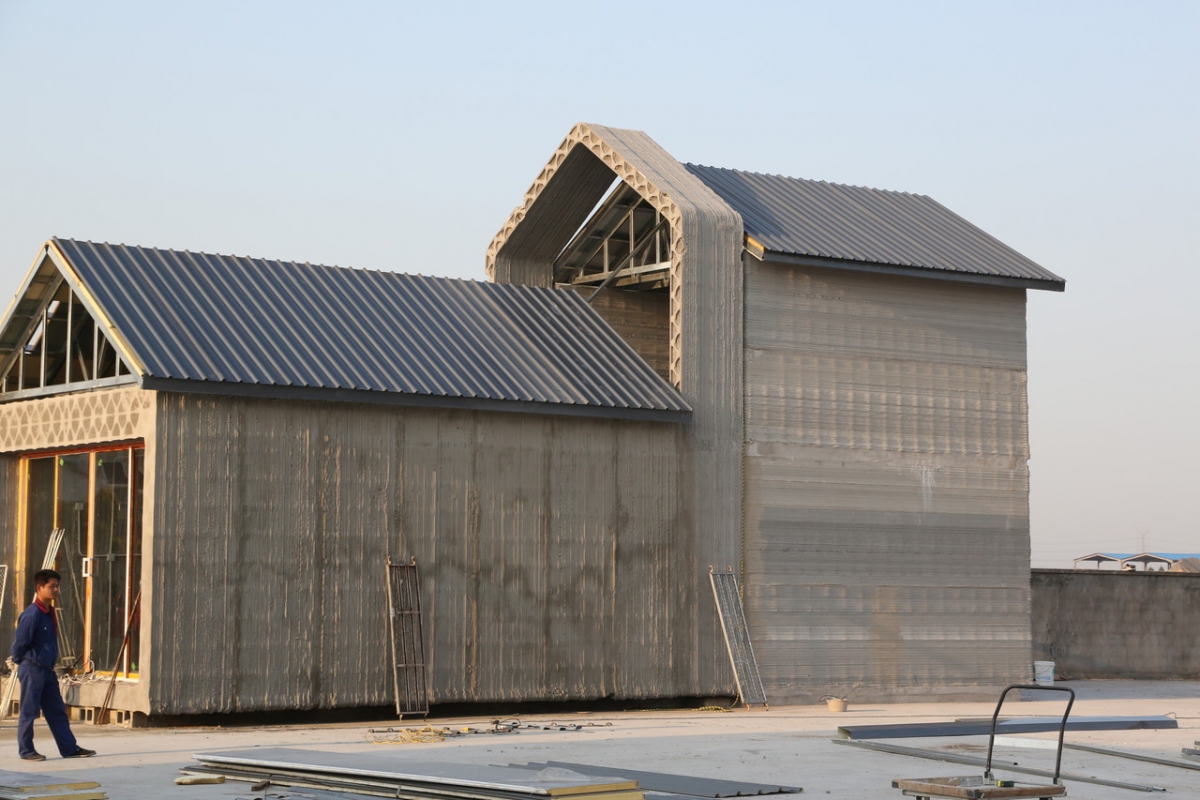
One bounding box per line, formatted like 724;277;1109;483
839;715;1178;740
995;740;1200;772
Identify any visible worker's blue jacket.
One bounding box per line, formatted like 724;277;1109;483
11;602;58;671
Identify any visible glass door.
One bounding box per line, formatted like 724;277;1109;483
56;453;90;668
21;445;142;676
88;450;132;674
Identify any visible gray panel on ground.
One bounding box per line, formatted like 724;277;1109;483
518;763;801;797
195;750;634;794
838;715;1178;739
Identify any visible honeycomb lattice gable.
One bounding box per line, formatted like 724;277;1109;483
0;387;154;452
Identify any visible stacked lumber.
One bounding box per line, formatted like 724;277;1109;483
185;749;643;800
0;771;105;800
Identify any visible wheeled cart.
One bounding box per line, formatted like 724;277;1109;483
892;684;1075;800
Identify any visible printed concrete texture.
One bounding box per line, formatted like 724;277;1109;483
0;681;1197;800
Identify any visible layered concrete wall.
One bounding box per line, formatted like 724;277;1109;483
742;259;1033;703
568;287;670;381
488;123;743;694
151;393;694;715
1032;568;1200;679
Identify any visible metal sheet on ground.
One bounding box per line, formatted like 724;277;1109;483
183;764;641;800
516;762;800;797
838;715;1178;740
195;750;637;796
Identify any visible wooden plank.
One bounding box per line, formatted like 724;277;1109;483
0;770;100;792
891;776;1064;799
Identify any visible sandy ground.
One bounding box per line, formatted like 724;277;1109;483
0;681;1198;799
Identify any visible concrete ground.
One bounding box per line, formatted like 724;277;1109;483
1;681;1198;799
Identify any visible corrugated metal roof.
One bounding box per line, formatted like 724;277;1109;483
685;164;1065;290
48;238;689;419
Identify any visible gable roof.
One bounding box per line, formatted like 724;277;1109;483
0;239;689;420
686;164;1065;291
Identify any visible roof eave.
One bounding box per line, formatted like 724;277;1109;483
139;377;693;423
751;249;1066;292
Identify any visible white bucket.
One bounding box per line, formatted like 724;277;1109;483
1033;660;1055;685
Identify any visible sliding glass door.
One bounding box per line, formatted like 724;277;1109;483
22;445;143;677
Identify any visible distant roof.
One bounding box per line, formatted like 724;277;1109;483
1073;552;1200;569
685;164;1065;291
1;239;689;420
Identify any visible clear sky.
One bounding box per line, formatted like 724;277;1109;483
1;1;1196;567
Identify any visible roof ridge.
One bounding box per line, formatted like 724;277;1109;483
50;236;491;286
683;163;927;199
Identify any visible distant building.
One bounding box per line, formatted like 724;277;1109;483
1074;552;1200;571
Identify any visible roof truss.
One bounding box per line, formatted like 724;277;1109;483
553;182;671;296
0;252;135;401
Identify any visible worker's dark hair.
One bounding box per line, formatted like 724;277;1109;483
33;569;61;587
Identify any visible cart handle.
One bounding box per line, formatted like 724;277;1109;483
984;683;1075;784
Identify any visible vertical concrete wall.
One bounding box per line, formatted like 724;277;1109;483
567;287;670;381
742;259;1033;702
1032;568;1200;679
487;123;744;696
151;393;691;715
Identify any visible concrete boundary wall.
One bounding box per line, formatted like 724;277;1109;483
1032;568;1200;679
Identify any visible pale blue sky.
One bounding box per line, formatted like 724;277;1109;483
2;1;1197;566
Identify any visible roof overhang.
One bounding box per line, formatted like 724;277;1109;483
141;377;691;423
748;243;1066;292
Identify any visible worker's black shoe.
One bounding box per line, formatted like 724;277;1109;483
21;752;46;761
65;747;95;758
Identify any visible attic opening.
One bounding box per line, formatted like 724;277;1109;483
553;181;671;294
0;275;133;400
553;180;673;382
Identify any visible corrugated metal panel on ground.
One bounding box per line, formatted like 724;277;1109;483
48;238;688;418
685;164;1065;289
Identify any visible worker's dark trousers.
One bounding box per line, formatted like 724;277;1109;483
17;663;78;758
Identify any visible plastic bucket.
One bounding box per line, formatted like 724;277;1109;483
826;698;848;712
1033;660;1055;685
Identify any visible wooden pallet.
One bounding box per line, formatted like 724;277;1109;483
892;776;1065;800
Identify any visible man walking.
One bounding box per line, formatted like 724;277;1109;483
11;569;95;761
